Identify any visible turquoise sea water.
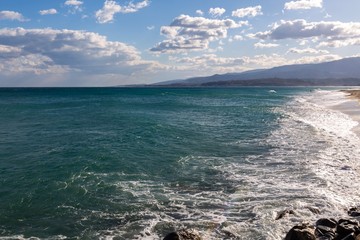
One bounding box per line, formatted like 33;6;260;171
1;87;360;239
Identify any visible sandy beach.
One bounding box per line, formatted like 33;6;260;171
337;90;360;136
342;89;360;101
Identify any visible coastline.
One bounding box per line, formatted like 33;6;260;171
334;89;360;136
342;89;360;101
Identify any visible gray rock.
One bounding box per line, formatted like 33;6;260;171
275;209;295;220
307;207;321;215
285;223;316;240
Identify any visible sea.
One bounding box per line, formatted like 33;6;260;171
0;87;359;240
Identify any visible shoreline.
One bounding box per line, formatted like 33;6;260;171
334;89;360;136
341;89;360;101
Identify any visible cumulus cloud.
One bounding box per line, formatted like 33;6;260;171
292;54;341;64
96;0;150;23
231;35;244;41
196;10;204;16
209;7;226;18
64;0;83;13
0;28;158;85
0;11;27;22
120;0;149;13
151;15;247;53
287;47;329;54
254;42;279;48
64;0;83;6
232;6;262;18
39;9;58;15
252;19;360;47
284;0;322;10
96;0;121;23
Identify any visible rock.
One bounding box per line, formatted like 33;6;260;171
275;209;295;220
315;225;336;239
337;233;356;240
356;234;360;240
348;207;360;217
307;207;321;215
316;218;337;229
285;223;316;240
337;219;360;238
163;232;180;240
163;229;202;240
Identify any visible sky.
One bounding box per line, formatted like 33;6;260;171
1;0;360;86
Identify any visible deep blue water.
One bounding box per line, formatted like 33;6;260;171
1;87;359;239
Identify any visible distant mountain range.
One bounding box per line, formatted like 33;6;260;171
153;57;360;86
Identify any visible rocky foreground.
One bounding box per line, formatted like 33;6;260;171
162;207;360;240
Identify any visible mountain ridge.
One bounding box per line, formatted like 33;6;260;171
153;57;360;86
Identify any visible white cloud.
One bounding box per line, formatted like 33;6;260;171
65;0;83;13
209;8;226;18
0;28;159;85
151;15;247;53
318;38;360;48
120;0;149;13
196;10;204;16
96;0;150;23
232;35;244;41
96;0;121;23
292;54;341;64
252;19;360;48
147;25;155;30
0;11;27;22
39;9;58;15
64;0;83;6
232;6;262;18
287;47;329;54
284;0;323;10
254;42;279;48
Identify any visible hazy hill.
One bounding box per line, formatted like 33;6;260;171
154;57;360;86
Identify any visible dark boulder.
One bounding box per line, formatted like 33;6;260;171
163;229;202;240
316;218;337;229
315;225;336;239
285;223;316;240
163;232;180;240
336;219;360;238
348;207;360;217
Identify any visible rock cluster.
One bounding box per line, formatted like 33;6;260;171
162;208;360;240
285;207;360;240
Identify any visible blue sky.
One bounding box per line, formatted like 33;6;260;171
0;0;360;86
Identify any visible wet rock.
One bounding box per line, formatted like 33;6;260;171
275;209;295;220
336;233;356;240
315;225;336;239
163;232;180;240
307;207;321;215
348;207;360;217
316;218;337;229
163;229;202;240
337;219;360;238
285;223;316;240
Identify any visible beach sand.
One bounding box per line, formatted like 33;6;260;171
337;90;360;135
341;89;360;101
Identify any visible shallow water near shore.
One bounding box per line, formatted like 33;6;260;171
0;87;359;239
